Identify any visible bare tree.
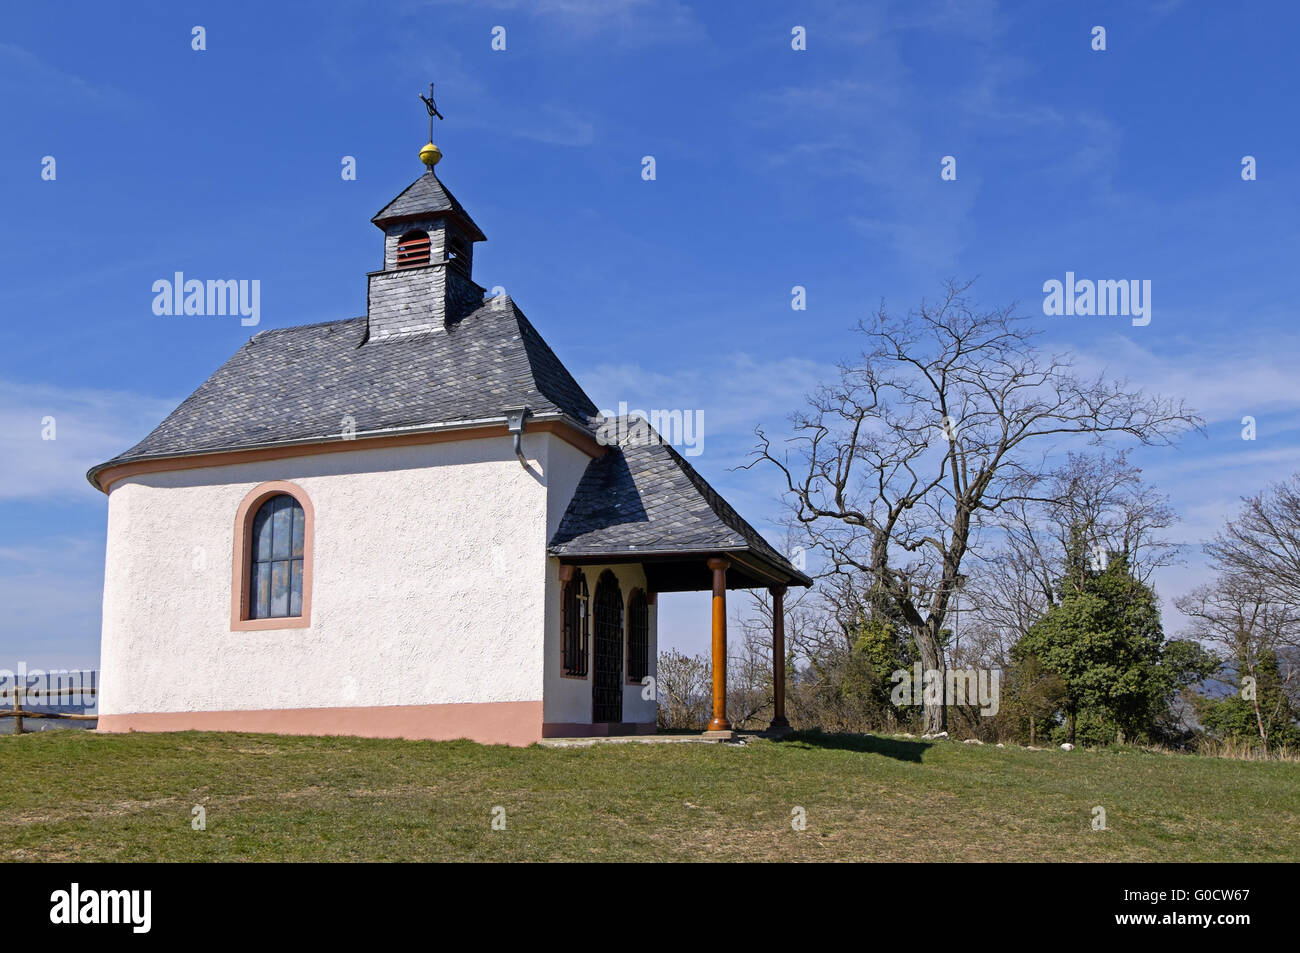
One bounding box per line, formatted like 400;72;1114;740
967;449;1180;645
731;586;828;726
1206;475;1300;617
747;281;1201;733
727;620;774;729
787;573;872;656
1176;576;1298;756
656;650;711;730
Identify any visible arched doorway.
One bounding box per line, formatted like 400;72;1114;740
592;570;624;724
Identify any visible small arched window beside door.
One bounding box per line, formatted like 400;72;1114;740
561;568;589;677
627;589;649;683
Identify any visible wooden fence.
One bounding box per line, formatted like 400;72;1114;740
0;685;97;734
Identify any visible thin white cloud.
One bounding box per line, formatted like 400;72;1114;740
745;3;1044;270
417;0;703;45
1071;332;1300;425
387;45;598;148
0;42;131;108
500;103;597;148
0;537;105;669
579;351;832;453
0;380;175;501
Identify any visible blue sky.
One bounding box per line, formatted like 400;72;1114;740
2;0;1299;669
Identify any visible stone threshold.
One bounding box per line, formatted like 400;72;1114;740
538;729;783;748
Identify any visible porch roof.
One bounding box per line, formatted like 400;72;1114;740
547;435;812;592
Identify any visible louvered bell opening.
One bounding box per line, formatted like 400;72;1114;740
447;238;470;277
396;231;431;269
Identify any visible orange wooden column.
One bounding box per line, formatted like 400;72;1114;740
768;585;790;732
706;557;731;732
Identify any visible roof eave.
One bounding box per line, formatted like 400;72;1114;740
548;544;813;589
369;209;487;243
87;411;599;494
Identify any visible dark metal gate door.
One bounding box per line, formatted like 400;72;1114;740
592;571;624;724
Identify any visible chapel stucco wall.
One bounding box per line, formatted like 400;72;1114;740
98;433;565;721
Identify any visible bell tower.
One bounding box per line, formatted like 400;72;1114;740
366;85;487;342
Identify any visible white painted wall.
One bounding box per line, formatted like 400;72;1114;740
98;432;575;718
544;439;594;541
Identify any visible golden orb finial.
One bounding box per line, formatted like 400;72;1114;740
420;141;442;168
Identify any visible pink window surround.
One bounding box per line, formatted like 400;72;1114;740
230;480;315;631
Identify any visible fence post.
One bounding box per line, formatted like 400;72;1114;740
13;687;23;735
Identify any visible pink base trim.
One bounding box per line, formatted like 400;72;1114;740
542;722;657;738
98;701;544;747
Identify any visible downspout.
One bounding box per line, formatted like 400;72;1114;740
504;406;532;468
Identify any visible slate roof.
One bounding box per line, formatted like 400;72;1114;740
549;427;812;586
371;171;486;240
89;297;599;480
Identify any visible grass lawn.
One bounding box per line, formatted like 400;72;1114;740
1;729;1296;861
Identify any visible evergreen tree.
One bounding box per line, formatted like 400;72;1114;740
1013;532;1197;744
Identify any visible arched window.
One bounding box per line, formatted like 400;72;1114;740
627;589;649;683
231;482;313;630
396;229;431;268
249;494;306;619
561;569;589;677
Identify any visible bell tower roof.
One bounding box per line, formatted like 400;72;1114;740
370;171;486;241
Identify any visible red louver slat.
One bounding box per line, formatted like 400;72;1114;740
396;231;432;268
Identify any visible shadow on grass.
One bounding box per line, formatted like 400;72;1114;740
776;729;932;763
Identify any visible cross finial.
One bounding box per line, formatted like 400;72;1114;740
419;83;443;137
417;83;444;169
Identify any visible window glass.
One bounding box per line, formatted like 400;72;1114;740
248;493;306;620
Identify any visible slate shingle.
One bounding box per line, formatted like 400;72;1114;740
548;427;810;584
371;171;486;240
93;297;598;470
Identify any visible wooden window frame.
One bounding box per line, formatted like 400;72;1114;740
231;481;315;631
626;588;650;685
